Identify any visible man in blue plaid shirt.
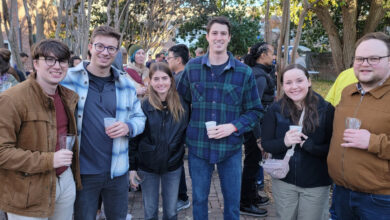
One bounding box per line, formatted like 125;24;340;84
177;16;263;220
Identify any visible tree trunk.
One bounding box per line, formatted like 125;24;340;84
312;4;345;75
0;15;4;48
276;0;290;97
341;0;357;69
55;0;65;39
114;0;119;30
35;12;45;42
81;0;93;59
2;0;26;75
264;0;271;44
22;0;34;48
362;0;387;35
106;0;113;26
291;7;307;64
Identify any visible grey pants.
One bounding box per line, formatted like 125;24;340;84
8;168;76;220
272;178;330;220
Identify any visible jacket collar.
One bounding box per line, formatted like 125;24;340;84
71;61;121;80
202;51;235;75
347;76;390;99
28;72;79;109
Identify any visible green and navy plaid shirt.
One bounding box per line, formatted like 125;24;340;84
177;52;263;163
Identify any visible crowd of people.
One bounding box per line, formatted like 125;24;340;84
0;15;390;220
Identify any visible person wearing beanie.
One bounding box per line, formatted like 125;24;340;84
125;44;149;97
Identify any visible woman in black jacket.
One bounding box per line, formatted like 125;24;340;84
261;64;334;220
129;62;189;220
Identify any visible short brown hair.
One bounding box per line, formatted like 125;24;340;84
32;39;70;61
206;16;231;35
90;26;121;47
355;32;390;55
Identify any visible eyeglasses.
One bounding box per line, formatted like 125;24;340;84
38;56;69;67
353;55;390;65
93;43;118;54
166;56;177;61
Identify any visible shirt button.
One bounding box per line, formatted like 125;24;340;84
84;81;88;85
213;86;216;89
81;97;85;100
78;115;82;118
211;74;214;77
212;101;216;104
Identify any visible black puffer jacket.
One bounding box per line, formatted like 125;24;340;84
129;97;189;174
261;94;334;187
252;63;276;107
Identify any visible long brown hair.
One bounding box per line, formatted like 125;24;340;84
148;62;184;122
280;64;319;134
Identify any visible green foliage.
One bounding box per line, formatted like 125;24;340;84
178;8;261;57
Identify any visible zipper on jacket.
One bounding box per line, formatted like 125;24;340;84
341;87;365;181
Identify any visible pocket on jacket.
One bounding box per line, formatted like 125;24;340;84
19;112;50;151
7;173;42;209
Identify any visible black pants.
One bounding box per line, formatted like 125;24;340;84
178;164;188;201
240;132;262;206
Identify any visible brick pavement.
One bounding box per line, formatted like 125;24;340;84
0;160;277;220
128;158;277;220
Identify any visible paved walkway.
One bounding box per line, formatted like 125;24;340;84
0;160;277;220
128;158;277;220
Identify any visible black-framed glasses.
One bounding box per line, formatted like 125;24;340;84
93;43;118;54
353;55;390;65
38;56;69;67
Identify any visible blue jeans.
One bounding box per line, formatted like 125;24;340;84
74;172;129;220
189;151;242;220
333;185;390;220
140;167;182;220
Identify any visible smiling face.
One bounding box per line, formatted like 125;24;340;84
206;23;231;55
282;68;311;107
150;70;172;101
88;35;118;69
34;53;68;93
353;39;390;91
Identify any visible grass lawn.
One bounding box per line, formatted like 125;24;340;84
311;79;334;98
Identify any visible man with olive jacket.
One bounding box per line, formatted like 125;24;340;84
0;39;81;219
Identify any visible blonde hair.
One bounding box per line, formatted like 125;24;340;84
148;62;184;122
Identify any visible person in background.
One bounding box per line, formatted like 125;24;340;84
177;16;263;220
195;48;205;57
239;42;277;217
155;53;166;63
0;39;81;220
166;44;191;212
125;44;149;97
262;64;334;220
130;62;189;220
0;48;22;82
325;68;357;106
61;25;146;220
328;32;390;219
69;55;82;68
146;54;154;69
0;49;18;90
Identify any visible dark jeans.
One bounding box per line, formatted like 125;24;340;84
189;151;242;220
240;132;261;206
178;165;189;201
74;172;129;220
333;185;390;220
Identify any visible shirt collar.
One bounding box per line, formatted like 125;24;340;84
201;51;236;74
349;76;390;99
82;61;120;80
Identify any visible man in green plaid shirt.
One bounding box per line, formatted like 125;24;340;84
177;16;263;220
